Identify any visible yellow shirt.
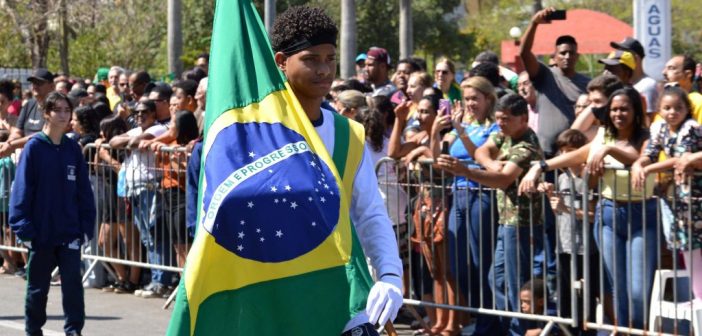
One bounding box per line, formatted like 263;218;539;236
588;128;654;201
106;86;121;111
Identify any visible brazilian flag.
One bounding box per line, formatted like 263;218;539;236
166;1;373;335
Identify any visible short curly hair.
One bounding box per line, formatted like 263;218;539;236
270;6;338;54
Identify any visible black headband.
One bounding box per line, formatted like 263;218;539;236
279;35;337;56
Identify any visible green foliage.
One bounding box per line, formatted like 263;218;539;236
0;0;700;82
0;12;31;68
181;0;216;69
671;0;702;60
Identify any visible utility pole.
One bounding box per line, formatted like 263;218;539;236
340;0;356;79
264;0;276;32
59;0;69;75
168;0;183;79
399;0;413;60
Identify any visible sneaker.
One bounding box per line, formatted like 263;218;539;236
161;286;175;299
138;282;166;298
133;283;152;297
114;281;136;294
102;281;119;293
14;267;26;279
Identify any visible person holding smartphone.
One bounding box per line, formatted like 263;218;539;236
519;7;590;159
430;76;502;335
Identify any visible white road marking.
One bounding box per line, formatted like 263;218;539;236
0;320;64;336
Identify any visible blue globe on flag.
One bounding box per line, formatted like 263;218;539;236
202;122;341;263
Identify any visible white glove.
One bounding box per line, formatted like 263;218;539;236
366;274;403;327
22;241;32;249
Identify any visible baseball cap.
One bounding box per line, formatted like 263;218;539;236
598;50;636;71
355;53;367;64
610;37;645;59
366;47;391;66
27;68;54;83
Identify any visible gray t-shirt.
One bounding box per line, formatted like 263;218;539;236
16;98;44;136
555;172;590;255
634;76;658;114
532;63;589;156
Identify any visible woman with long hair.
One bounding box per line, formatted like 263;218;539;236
431;76;501;334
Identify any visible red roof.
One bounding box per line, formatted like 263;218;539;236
501;9;633;64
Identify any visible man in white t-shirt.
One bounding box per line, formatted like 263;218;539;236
610;37;659;120
109;100;172;298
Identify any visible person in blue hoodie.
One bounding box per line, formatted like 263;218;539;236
9;91;96;336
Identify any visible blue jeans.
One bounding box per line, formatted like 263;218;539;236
489;224;545;336
131;189;174;286
594;198;657;329
448;186;499;334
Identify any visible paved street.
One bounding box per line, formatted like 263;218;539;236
0;273;424;335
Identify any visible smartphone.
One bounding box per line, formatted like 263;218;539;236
438;99;451;116
545;10;567;21
441;141;450;155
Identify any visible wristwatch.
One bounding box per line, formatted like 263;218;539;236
539;159;549;172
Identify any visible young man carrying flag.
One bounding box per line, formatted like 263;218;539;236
167;3;403;336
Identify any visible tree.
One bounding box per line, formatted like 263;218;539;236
0;0;55;68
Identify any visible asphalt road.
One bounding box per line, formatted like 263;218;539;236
0;273;426;336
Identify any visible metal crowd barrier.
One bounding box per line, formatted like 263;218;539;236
582;164;699;336
0;144;701;335
0;143;191;308
375;157;701;336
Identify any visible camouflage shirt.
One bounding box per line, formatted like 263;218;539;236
491;128;544;226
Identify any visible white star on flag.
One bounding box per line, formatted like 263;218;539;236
276;230;283;238
324;184;329;189
260;237;265;242
311;222;316;226
237;245;243;251
238;232;245;239
290;202;298;209
240;220;246;225
310;161;316;167
256;228;261;233
320;197;326;203
274;199;279;203
282;198;287;203
285;185;292;191
248;151;256;158
271;186;277;192
268;169;274;173
247;201;254;208
308;196;313;202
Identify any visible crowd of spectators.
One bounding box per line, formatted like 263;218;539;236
0;53;209;300
0;6;702;336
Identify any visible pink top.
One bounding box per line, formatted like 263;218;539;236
7;100;20;116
